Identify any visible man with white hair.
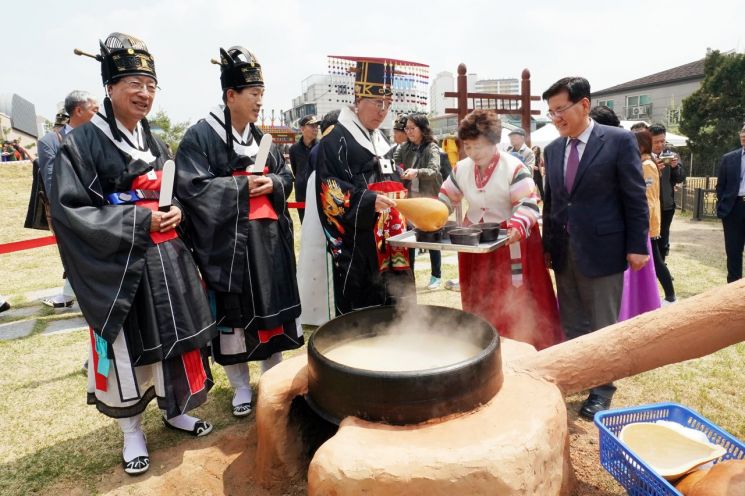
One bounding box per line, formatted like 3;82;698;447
315;58;415;314
38;90;99;308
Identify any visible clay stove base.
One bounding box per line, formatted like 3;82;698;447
256;340;574;495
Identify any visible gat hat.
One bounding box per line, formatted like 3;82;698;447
216;46;264;91
74;32;157;85
508;127;526;137
393;115;408;131
353;58;395;98
74;33;160;151
101;33;156;85
299;115;320;127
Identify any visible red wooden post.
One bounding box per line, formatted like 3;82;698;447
456;63;468;158
521;69;532;147
456;63;468;124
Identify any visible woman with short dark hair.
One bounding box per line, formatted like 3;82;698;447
438;110;563;350
394;114;444;290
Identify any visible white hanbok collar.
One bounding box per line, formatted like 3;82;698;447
337;106;392;157
205;106;259;157
91;108;155;163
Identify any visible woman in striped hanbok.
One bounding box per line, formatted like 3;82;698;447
439;110;563;350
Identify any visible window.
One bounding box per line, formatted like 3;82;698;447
626;94;652;119
598;99;614;109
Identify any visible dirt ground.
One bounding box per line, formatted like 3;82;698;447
46;408;620;496
45;218;725;495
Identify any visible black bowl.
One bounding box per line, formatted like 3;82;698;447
441;221;458;240
473;222;502;242
307;305;502;425
448;228;482;246
414;228;443;243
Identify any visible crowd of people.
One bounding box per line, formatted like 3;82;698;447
9;28;745;477
1;139;33;162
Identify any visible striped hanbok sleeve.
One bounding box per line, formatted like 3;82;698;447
438;172;463;213
508;163;540;239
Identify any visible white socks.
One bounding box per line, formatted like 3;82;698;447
162;411;199;431
118;415;147;461
224;362;253;407
224;353;283;406
261;352;283;373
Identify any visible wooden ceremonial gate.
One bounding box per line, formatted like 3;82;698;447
444;63;541;158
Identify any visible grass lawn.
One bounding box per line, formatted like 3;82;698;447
1;163;742;494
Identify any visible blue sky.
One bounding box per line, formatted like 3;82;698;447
5;0;744;124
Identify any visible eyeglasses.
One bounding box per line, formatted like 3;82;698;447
123;79;158;95
405;126;418;132
364;98;392;112
546;99;583;120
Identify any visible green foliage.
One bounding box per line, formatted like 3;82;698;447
148;109;190;153
680;51;745;168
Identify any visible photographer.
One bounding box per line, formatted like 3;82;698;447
650;124;685;261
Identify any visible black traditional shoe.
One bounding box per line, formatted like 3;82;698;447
233;403;252;417
123;455;150;475
162;417;213;437
579;394;611;421
0;301;10;313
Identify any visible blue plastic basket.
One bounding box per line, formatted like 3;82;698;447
594;402;745;496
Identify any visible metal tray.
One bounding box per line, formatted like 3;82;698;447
387;230;509;254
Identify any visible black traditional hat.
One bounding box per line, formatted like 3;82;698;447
99;32;157;85
216;46;264;91
353;58;395;98
73;33;159;152
393;114;408;131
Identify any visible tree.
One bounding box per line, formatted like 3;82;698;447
148;109;190;153
680;51;745;174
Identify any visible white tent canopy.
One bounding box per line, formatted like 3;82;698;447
528;120;689;149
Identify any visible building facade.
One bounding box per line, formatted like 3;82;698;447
284;56;430;130
429;71;454;116
591;58;705;131
0;93;39;150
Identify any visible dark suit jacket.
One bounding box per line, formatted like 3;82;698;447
542;122;649;278
715;148;745;219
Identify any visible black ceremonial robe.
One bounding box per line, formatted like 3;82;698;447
175;113;302;365
50;114;216;418
315;106;414;315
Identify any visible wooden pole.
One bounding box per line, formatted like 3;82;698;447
456;63;468;159
521;69;532;147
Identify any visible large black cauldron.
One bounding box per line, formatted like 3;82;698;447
307;305;502;425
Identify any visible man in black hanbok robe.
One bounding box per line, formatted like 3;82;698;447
176;46;302;417
50;33;217;475
315;59;414;315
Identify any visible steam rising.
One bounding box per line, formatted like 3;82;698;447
325;301;489;372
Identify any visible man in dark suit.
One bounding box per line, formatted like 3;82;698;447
542;77;650;420
715;123;745;283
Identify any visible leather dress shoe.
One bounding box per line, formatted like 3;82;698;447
579;393;611;420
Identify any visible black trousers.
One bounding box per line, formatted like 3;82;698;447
652;238;675;301
722;200;745;283
533;169;545;201
408;248;442;279
659;208;675;260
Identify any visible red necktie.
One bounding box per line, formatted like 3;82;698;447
565;138;580;193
